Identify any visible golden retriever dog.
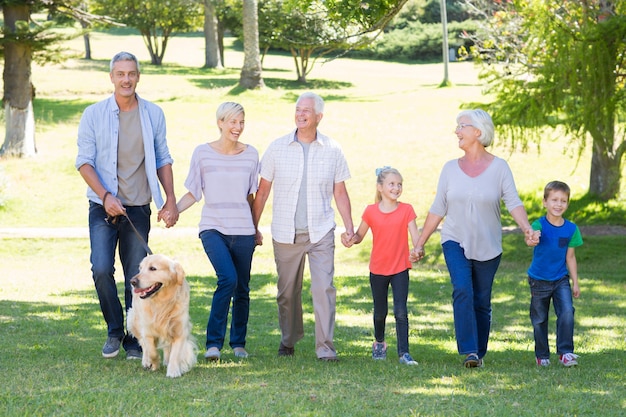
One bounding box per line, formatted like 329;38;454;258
127;254;197;378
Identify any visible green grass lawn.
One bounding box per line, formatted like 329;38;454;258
1;31;625;416
1;234;625;416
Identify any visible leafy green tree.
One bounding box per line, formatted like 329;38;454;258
463;0;626;201
421;0;468;23
0;0;86;157
259;0;409;83
92;0;202;65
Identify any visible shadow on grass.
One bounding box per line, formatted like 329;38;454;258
3;264;621;367
1;234;625;415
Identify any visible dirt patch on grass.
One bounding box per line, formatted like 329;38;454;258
578;225;626;236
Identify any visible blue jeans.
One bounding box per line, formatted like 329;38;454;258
370;269;410;356
88;201;150;351
200;230;256;350
442;240;501;358
528;276;575;358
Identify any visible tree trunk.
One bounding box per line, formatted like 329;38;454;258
79;2;91;60
589;139;622;200
239;0;264;89
1;3;37;158
217;19;225;66
439;0;451;87
290;48;306;84
142;30;165;65
83;32;92;60
204;0;222;68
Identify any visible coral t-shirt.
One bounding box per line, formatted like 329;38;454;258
362;202;416;276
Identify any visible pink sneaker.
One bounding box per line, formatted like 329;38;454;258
559;353;579;367
536;357;550;367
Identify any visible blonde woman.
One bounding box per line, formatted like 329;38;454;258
175;102;259;361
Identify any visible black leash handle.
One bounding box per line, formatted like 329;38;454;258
123;213;153;255
106;213;153;255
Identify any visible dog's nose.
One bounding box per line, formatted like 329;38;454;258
130;276;138;287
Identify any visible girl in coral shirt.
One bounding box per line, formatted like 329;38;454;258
342;167;420;365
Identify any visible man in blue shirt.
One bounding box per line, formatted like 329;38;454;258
76;51;179;360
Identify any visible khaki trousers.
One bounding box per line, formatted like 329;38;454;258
272;229;336;358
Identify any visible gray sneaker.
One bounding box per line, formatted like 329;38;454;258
233;347;249;358
204;347;221;361
102;336;122;358
126;349;142;360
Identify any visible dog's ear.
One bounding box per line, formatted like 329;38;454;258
173;261;185;286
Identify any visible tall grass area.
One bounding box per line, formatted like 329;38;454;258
1;31;625;416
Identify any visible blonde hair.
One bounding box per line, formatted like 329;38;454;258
374;167;403;203
216;102;245;131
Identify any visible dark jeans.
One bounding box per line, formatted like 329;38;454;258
442;240;501;358
369;269;410;356
200;230;256;350
528;275;575;358
88;201;150;351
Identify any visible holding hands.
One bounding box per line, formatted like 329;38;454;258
525;228;541;247
410;246;425;263
158;209;178;228
341;231;358;248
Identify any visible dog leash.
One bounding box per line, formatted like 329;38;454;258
106;213;153;255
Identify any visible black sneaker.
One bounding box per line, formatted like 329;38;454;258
102;336;123;358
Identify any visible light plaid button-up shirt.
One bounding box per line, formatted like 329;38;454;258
259;129;351;244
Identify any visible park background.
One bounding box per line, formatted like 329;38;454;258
1;8;626;417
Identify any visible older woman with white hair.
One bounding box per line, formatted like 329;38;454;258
411;109;536;368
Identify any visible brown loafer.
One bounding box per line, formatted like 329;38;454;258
278;342;294;356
